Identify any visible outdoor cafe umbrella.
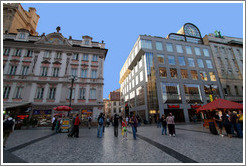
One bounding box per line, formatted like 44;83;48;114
196;98;243;112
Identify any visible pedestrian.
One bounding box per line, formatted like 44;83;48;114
213;111;223;136
97;113;104;138
113;114;119;137
238;110;243;132
160;114;167;135
126;116;129;126
55;117;61;133
166;113;176;137
68;114;76;137
231;111;243;138
149;116;152;124
88;115;92;129
121;118;128;140
51;116;56;130
157;116;161;128
106;117;110;127
103;114;106;132
193;114;197;124
69;114;80;138
3;115;15;148
221;111;232;138
129;114;138;140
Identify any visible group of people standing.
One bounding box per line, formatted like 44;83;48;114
159;113;176;137
213;110;243;138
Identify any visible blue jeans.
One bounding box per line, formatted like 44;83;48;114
97;125;103;138
132;126;137;140
162;126;167;135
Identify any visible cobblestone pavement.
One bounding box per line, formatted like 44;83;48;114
2;124;244;164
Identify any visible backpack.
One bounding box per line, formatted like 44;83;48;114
3;119;14;130
98;117;103;125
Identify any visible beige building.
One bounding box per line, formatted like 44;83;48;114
103;89;121;118
203;33;243;103
3;27;108;125
3;3;40;36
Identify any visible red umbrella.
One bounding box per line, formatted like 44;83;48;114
53;106;72;111
197;98;243;112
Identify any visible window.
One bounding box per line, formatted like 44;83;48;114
19;33;25;39
235;86;240;96
203;48;210;57
178;57;185;66
170;68;177;79
14;87;22;98
9;66;17;75
90;89;96;99
176;45;183;53
36;87;44;99
83;54;88;61
81;69;87;78
159;67;167;78
141;40;152;49
206;60;213;68
114;102;116;106
52;68;59;77
3;48;10;56
48;88;56;99
194;47;201;56
113;108;116;113
160;82;181;103
168;56;175;65
91;70;97;78
21;66;29;75
217;57;223;67
157;54;164;63
79;88;86;99
44;51;51;58
26;50;33;57
85;40;89;45
197;59;204;68
181;69;188;79
140;71;144;82
129;82;131;90
3;87;11;98
188;58;195;67
185;46;192;54
226;85;231;95
55;52;62;59
132;79;135;88
209;72;216;81
92;55;98;61
191;70;198;80
14;49;22;56
135;65;138;73
139;58;143;68
183;84;202;103
72;53;79;60
71;68;77;77
67;88;75;99
166;43;173;52
200;71;208;81
135;75;139;85
156;41;163;50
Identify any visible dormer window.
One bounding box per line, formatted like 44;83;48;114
85;40;89;45
19;33;25;39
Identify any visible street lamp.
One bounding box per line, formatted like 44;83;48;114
68;75;77;116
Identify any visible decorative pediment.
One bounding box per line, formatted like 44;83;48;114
35;32;72;47
53;61;62;65
41;60;50;64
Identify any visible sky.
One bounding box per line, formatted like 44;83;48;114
20;2;244;99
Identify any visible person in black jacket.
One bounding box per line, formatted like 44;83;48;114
160;114;167;135
113;114;119;137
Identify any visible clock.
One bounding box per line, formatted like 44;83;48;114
184;24;200;37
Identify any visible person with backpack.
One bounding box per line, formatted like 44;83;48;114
113;114;119;137
3;115;15;148
97;113;104;138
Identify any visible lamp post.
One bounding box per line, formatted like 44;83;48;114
68;75;77;117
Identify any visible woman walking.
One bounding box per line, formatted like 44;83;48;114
166;113;176;137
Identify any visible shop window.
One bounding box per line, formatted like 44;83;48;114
157;54;164;63
183;84;202;103
200;71;208;81
170;68;177;79
159;67;167;78
160;82;181;103
181;69;188;79
191;70;198;80
209;72;216;81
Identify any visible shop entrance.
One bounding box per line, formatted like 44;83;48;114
164;109;185;122
188;109;202;123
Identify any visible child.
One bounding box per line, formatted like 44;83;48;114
121;118;127;140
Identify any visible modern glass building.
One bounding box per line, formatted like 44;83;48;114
119;23;224;123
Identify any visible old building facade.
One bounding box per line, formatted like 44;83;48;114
119;23;224;123
3;28;107;125
3;3;40;36
203;34;243;103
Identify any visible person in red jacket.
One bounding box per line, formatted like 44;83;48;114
69;114;80;138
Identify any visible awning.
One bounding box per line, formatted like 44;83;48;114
196;98;243;112
3;102;32;110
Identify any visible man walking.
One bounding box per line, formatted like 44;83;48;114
3;115;15;148
68;114;80;138
88;115;92;129
113;114;119;137
97;113;104;138
129;114;138;140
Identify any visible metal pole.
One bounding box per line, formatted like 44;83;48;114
68;77;74;117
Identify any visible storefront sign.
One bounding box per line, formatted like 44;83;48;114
33;109;52;115
191;105;201;108
17;115;29;119
168;105;180;108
